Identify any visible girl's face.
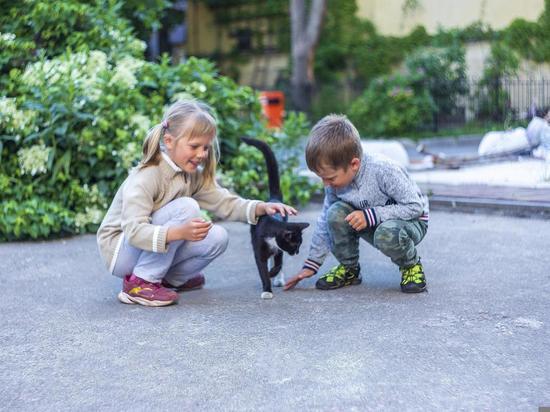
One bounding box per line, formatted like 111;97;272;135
164;133;214;173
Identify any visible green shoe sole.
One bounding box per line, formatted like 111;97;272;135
400;283;427;293
315;276;362;290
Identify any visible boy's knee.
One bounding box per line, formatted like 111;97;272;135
327;201;355;228
373;222;404;252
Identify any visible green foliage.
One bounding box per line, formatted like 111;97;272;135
501;18;549;62
314;0;362;83
431;21;495;45
311;0;550;125
315;0;431;87
481;42;520;81
348;44;466;137
474;43;520;121
222;112;318;206
0;0;142;74
354;25;431;85
348;74;435;137
0;2;315;241
0;199;74;241
405;44;468;116
119;0;175;39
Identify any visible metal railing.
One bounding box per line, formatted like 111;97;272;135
428;77;550;130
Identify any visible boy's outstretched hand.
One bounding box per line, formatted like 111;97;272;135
256;201;297;217
283;268;315;290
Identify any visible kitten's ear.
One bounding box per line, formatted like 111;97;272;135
288;222;309;230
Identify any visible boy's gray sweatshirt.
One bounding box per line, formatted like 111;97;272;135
303;153;429;272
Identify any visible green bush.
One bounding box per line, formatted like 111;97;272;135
222;112;318;205
0;2;316;241
405;45;468;117
474;42;520;121
348;74;435;137
0;0;140;75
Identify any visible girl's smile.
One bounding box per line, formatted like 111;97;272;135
164;133;214;173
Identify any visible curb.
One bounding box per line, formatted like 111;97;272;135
307;184;550;219
419;183;550;219
398;134;483;148
427;195;550;219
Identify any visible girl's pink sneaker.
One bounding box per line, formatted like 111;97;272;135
118;274;178;307
162;273;205;292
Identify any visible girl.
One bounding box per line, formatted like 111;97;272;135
97;100;297;307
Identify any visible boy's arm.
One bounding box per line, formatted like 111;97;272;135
284;189;337;291
365;162;427;227
302;188;337;273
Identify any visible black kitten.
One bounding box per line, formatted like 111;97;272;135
241;137;309;299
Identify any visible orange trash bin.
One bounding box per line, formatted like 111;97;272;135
259;91;285;128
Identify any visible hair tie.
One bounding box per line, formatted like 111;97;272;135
161;120;169;129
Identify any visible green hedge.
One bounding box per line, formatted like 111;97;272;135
0;1;316;241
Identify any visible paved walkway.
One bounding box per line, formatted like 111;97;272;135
410;158;550;217
2;208;549;410
395;136;550;217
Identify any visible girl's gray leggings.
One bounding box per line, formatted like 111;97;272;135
112;197;229;286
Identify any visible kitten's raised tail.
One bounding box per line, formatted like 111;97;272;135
241;137;282;201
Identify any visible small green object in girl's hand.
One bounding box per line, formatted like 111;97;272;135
200;210;212;222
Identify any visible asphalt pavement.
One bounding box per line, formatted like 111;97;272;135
1;205;549;411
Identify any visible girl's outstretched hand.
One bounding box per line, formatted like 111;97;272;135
256;201;297;217
167;218;212;242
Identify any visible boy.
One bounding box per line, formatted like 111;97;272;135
284;114;429;293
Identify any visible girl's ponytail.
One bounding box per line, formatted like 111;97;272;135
139;123;164;169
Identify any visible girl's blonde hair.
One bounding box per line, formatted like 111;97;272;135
139;99;219;186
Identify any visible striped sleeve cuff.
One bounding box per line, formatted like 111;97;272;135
362;208;379;228
303;259;321;274
246;200;261;225
419;212;429;223
152;226;168;253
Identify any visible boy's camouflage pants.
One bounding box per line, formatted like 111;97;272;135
327;201;427;269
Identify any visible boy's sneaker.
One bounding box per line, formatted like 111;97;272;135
400;262;427;293
161;273;205;292
118;274;178;306
315;264;362;290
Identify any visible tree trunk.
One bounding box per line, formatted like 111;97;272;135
290;0;326;113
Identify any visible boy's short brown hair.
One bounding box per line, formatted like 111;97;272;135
305;114;363;172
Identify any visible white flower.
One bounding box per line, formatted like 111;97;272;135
130;113;151;137
110;65;138;89
118;56;144;73
87;51;108;73
118;141;141;170
74;206;104;229
129;39;147;54
17;143;51;176
190;82;207;94
0;32;16;45
172;92;195;102
0;97;36;137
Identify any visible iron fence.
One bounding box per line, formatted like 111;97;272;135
423;77;550;130
311;77;550;131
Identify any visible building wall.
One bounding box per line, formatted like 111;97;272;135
357;0;545;36
186;0;232;56
185;0;548;89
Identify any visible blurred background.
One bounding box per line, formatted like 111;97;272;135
1;0;549;240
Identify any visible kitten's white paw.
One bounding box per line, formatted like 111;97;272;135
261;292;274;299
272;272;286;287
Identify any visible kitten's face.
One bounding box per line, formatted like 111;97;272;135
275;223;309;255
